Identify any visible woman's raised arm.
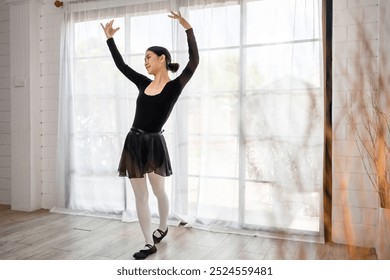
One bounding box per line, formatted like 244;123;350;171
102;19;148;87
168;11;192;30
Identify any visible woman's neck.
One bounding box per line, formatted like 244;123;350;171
153;71;170;84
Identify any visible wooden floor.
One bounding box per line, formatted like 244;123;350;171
0;205;377;260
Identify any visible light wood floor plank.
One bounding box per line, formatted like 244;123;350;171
0;206;378;260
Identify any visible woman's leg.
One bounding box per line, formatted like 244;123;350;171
148;172;169;233
130;177;154;245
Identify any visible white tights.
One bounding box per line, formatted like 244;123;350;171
130;172;169;245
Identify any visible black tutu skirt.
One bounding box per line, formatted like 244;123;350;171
118;127;173;178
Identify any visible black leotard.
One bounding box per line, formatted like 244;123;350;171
106;28;199;133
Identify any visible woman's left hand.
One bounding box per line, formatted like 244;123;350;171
168;11;192;30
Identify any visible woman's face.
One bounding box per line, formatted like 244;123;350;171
144;51;165;75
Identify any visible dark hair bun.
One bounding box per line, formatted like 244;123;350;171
168;62;180;73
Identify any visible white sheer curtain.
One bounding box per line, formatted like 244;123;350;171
54;0;324;242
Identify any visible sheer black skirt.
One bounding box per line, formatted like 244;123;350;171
118;127;173;178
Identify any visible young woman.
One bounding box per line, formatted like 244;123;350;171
101;11;199;260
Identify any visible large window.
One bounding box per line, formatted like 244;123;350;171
182;1;323;236
67;0;324;240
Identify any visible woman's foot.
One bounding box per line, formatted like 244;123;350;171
133;244;157;260
153;228;168;244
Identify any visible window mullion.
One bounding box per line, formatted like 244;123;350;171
123;14;132;211
238;0;247;227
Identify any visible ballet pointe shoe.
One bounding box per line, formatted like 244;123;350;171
133;244;157;260
153;228;168;244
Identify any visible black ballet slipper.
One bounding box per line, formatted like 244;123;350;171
133;244;157;260
153;228;168;244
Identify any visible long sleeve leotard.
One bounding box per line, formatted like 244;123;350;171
106;28;199;133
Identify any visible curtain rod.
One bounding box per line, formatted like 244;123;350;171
54;0;236;8
53;0;164;8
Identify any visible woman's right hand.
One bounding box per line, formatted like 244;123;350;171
100;19;120;39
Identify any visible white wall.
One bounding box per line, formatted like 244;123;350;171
0;0;385;247
0;0;10;204
39;1;62;209
332;0;379;247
